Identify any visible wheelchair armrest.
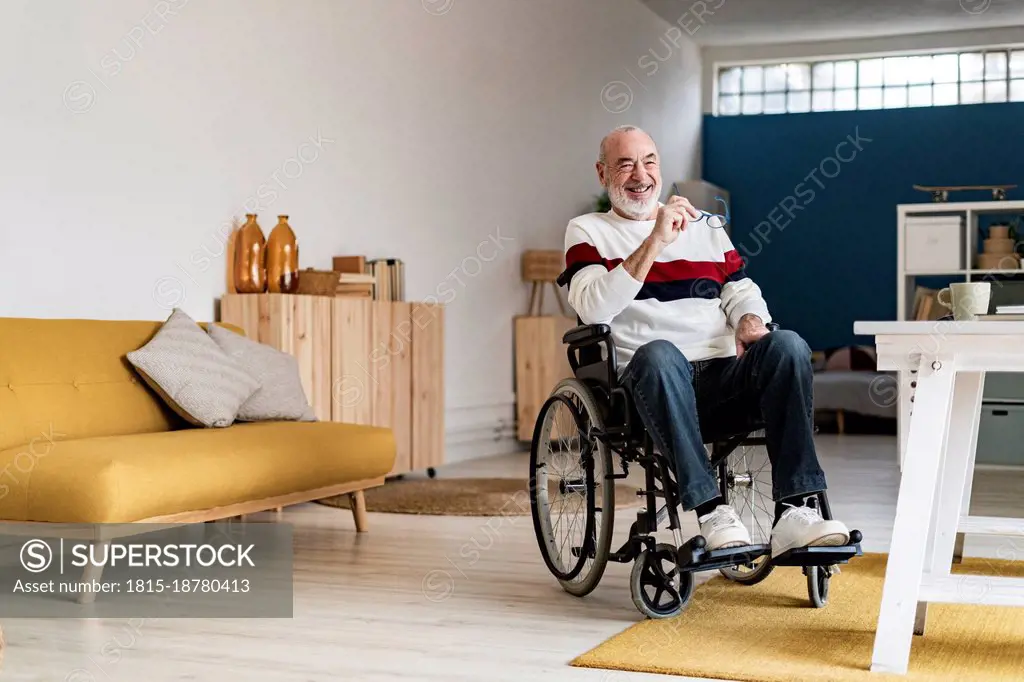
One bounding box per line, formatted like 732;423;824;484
562;323;611;346
563;323;619;383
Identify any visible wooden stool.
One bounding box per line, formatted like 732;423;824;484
522;250;568;316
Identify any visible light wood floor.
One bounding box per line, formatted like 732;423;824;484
3;435;1023;682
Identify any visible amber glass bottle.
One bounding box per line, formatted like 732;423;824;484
233;214;266;293
266;215;299;293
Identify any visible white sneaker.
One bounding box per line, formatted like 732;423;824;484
771;504;850;557
698;505;752;550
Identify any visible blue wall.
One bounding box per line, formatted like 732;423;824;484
702;102;1024;350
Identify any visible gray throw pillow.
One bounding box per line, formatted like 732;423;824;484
127;308;260;428
207;324;317;422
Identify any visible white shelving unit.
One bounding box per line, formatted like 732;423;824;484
895;199;1024;465
897;199;1024;321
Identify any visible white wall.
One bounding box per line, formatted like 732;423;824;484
701;26;1024;113
0;0;702;460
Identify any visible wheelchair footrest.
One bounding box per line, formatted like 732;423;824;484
770;542;863;567
677;541;770;573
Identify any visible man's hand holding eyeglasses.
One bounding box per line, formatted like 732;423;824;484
649;195;700;249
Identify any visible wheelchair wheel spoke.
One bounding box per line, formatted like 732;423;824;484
719;434;775;585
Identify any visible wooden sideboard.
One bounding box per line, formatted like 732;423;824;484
221;293;444;477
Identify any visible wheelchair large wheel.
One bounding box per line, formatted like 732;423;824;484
529;378;615;598
718;432;775;585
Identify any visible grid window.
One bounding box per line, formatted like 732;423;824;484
1012;80;1024;102
717;46;1024;116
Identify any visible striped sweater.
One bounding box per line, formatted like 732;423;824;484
561;208;772;371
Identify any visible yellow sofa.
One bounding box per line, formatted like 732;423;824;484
0;317;395;528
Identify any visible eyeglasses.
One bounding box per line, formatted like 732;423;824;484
693;196;730;229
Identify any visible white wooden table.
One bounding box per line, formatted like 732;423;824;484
855;320;1024;675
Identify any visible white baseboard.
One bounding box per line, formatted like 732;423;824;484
446;434;522;465
444;391;520;464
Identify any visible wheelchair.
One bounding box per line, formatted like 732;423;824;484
528;319;863;620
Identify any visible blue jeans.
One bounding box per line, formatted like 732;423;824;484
620;330;827;511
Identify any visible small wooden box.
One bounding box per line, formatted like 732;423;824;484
522;250;563;283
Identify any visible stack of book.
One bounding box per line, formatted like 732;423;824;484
978;305;1024;321
335;273;375;298
332;255;405;301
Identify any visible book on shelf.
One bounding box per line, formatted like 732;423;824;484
977;314;1024;320
365;258;405;302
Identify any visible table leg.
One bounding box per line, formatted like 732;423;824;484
953;391;982;564
914;370;985;637
870;357;955;675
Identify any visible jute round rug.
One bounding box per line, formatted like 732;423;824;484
316;477;642;516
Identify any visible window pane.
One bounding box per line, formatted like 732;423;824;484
834;89;857;110
906;55;933;84
812;90;833;111
884;86;908;108
985;80;1008;103
835;60;858;88
765;65;786;91
858;87;883;109
933;53;959;83
719;94;741;115
908;84;932;107
742;93;764;115
960;52;984;81
764;92;786;114
1012;79;1024;102
884;57;909;86
743;66;764;92
788;90;811;113
961;81;985;104
787;63;811;90
719;67;742;94
859;59;884;87
812;62;834;89
986;52;1008;80
1012;51;1024;78
934;83;959;106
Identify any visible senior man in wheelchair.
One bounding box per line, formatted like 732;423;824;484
561;125;850;559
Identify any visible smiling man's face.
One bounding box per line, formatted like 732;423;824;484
597;128;662;221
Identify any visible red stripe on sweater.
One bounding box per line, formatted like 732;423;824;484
565;243;745;284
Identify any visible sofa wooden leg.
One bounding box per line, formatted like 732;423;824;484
836;409;846;435
350;490;368;532
77;540;109;605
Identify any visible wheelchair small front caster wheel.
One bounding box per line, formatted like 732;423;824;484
807;565;830;608
427;467;437;479
630;543;692;619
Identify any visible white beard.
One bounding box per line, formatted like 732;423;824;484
607;183;659;220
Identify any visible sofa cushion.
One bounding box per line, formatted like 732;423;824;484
207;325;316;422
0;422;395;523
127;309;260;428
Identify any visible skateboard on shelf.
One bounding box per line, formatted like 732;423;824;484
913;184;1017;202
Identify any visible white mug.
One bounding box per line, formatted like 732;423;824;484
937;282;992;321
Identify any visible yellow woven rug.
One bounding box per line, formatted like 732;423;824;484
571;553;1024;681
